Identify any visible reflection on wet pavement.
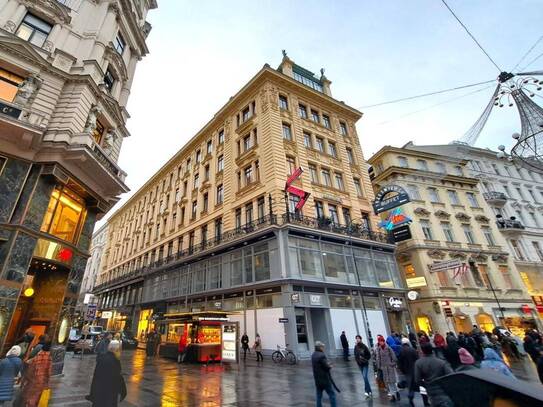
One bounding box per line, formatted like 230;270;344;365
49;349;541;406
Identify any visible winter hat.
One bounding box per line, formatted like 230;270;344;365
401;338;410;345
6;345;21;357
458;347;475;365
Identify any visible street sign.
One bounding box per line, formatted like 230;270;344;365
429;260;462;272
372;185;411;214
279;318;289;323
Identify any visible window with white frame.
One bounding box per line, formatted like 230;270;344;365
510;239;526;260
334;173;344;191
441;222;455;242
303;132;312;148
482;226;496;246
427;187;440;203
462;224;476;244
398;156;408;168
532;241;543;261
466;192;479;207
353;178;363;197
406;184;421;200
309;164;318;183
16;13;52;47
282;123;292;141
328;142;337;158
420;220;433;240
417;160;429;171
447;190;460;205
217;155;224;172
435;162;446;174
346;148;355;164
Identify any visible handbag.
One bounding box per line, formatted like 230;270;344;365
38;388;50;407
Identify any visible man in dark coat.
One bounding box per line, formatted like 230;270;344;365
241;333;249;360
398;338;419;407
95;332;112;359
87;343;127;407
354;335;372;398
312;341;337;407
340;331;349;361
415;343;454;407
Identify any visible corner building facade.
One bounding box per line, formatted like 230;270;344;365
95;55;407;357
0;0;156;353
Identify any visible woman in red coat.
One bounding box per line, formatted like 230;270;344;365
177;328;188;364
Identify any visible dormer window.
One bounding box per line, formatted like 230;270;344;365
114;33;125;55
16;13;52;48
104;68;115;92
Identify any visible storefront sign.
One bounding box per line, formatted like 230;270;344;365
198;317;229;321
378;208;412;231
429;259;462;272
32;238;75;266
406;276;427;288
101;311;113;319
407;291;419;301
309;294;323;305
214;302;222;309
387;297;404;309
0;101;21;119
372;185;410;214
291;293;300;303
221;324;237;362
278;318;289;323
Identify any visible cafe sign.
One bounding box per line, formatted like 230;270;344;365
372;185;410;215
386;296;405;310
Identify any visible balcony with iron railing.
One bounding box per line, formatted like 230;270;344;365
483;191;508;206
94;213;392;292
496;216;525;233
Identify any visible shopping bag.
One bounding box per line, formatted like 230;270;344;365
38;388;51;407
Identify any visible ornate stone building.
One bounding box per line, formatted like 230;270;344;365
94;54;408;357
368;145;538;336
0;0;156;352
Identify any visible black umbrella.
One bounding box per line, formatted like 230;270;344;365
433;369;543;407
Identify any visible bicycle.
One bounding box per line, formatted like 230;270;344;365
271;344;297;365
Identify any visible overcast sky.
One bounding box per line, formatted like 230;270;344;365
97;0;542;228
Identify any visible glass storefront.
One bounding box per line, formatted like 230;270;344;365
40;187;86;244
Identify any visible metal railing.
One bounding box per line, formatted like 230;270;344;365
483;191;508;201
94;212;391;291
496;218;525;230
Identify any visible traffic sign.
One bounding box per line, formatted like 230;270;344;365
429;260;462;272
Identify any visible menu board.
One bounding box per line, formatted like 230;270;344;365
221;324;237;362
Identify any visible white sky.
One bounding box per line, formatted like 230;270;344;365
96;0;543;228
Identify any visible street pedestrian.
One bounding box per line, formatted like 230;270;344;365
311;341;339;407
340;331;349;361
524;334;540;363
398;337;419;407
95;332;112;359
241;333;249;360
480;348;515;378
374;334;399;402
0;345;23;406
408;331;418;348
456;347;477;372
254;334;263;362
28;334;49;360
110;333;122;359
154;330;161;357
353;335;372;399
87;342;127;407
15;329;35;360
386;334;401;357
177;333;187;364
433;333;446;360
444;336;461;369
145;330;156;357
20;339;52;407
414;342;454;407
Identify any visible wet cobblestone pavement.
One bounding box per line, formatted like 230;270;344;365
49;349;541;407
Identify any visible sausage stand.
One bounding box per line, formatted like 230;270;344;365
155;311;238;363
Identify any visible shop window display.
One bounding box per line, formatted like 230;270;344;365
41;187;86;244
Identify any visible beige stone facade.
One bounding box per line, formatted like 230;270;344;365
98;55;378;286
368;146;538;336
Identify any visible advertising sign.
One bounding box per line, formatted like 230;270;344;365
372;185;411;214
406;276;427;288
429;260;462;272
101;311;113;319
86;304;97;320
221;324;238;362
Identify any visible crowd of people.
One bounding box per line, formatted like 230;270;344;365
314;325;543;407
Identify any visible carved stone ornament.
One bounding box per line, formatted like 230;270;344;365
491;253;508;263
449;251;467;260
470;253;488;262
3;20;16;33
427;249;446;260
475;215;490;223
259;83;278;112
83;105;102;134
14;74;42;106
397;252;411;262
102;128;117;156
455;212;471;222
434;210;451;219
20;0;71;24
414;207;431;216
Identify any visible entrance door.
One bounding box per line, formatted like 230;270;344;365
295;308;308;352
453;314;472;334
309;308;330;350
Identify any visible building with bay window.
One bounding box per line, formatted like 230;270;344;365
0;0;156;354
94;53;408;358
368;145;539;337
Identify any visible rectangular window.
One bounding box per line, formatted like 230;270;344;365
286;156;296;175
244;165;253;185
218;129;224;144
243;134;251;151
216;184;223;205
499;265;514;289
203;193;208;213
334;173;344;190
428;187;440;203
532;241;543;261
201;225;208;244
309;164;318;183
339;122;348;136
462;224;476;244
303;132;312;148
447;190;460;205
510;240;524;260
246;203;253;224
235;208;242;229
482;227;496;246
407;184;421;200
435;162;446;174
16;13;52;47
322;115;331;129
40;187;86;244
193;173;199;189
315;137;324;152
441;222;455;242
217;155;224;172
346;148;354;164
417;160;429;171
0;68;23;103
315;200;324;218
196;150;201;163
114;32;125;54
282;123;292;140
491;164;501;175
204;165;210;181
466;192;479;207
207;140;213;154
103;68;115;92
454;166;463;176
311;109;320;123
215;218;223;240
242;106;251;122
191;200;197;219
342;207;351;225
328;204;339;224
328;142;337;158
298;104;308;119
279;95;288;110
188;231;195;252
321;169;331;186
398;156;408;168
420;220;433;240
353;178;363;197
257;197;265;220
